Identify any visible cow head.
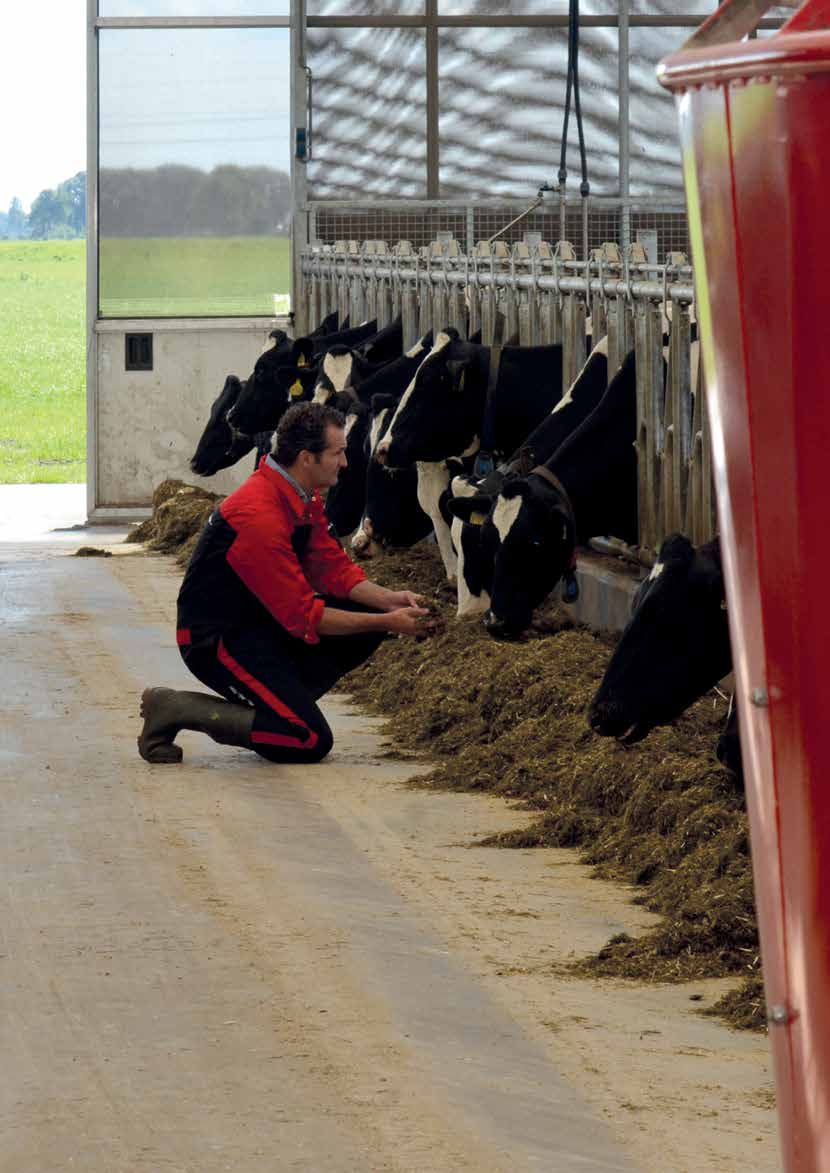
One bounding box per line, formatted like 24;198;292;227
352;393;431;557
312;346;365;405
374;332;480;468
229;365;317;434
447;491;500;617
190;375;255;476
588;534;731;744
461;473;576;639
324;401;370;538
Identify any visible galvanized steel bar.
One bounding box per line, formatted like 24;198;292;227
298;240;707;556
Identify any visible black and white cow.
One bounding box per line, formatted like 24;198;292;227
190;375;256;477
373;331;565;579
350;393;432;557
309;318;378;358
446;338;612;615
587;533;741;784
449;349;638;637
374;331;564;470
354;314;403;366
324;401;372;539
324;334;435;547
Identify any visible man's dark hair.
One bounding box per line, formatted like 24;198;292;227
274;402;346;466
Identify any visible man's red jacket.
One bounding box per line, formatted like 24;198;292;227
176;457;366;649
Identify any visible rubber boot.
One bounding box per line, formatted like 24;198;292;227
138;686;255;764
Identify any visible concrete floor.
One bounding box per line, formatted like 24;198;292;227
0;486;778;1172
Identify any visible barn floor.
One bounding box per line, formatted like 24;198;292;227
1;488;779;1172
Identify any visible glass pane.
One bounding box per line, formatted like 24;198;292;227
98;28;291;317
439;26;619;198
100;1;289;14
628;26;684;198
309;0;423;13
306;28;427;198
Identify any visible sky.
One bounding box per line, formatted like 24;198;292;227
1;2;87;213
0;2;291;216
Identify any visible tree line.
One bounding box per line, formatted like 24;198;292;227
99;164;290;237
1;164;292;241
1;173;86;240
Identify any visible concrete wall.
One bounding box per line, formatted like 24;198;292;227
91;319;284;522
571;550;643;634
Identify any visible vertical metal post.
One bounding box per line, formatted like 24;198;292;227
618;0;631;251
86;0;100;523
426;0;439;199
291;0;310;332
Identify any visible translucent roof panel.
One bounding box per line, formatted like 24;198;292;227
308;0;424;12
438;1;616;13
628;25;684;198
306;28;427;198
438;25;620;199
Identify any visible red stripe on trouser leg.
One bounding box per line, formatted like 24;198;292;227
250;730;318;748
216;638;318;750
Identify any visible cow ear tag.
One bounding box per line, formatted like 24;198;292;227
470;511;487;526
297;356;308;367
289;379;304;399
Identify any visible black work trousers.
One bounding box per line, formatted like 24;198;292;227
180;597;385;763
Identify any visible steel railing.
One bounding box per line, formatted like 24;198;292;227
298;235;715;558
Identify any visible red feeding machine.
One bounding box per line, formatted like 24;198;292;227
659;2;830;1170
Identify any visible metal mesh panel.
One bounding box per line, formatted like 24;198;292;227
629;209;689;261
310;201;641;257
311;205;467;250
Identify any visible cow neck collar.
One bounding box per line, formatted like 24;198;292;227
530;465;576;529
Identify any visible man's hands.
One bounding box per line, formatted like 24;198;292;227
380;589;424;612
346;580;440;638
384;605;432;636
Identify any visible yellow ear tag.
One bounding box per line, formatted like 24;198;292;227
289;379;304;399
458;371;466;390
470;511;487;526
297;355;308;367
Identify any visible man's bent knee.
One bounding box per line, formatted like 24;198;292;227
252;726;334;765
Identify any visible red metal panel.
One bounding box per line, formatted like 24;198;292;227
661;6;830;1170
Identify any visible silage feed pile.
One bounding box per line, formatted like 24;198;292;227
128;479;222;565
344;544;764;1032
130;484;763;1031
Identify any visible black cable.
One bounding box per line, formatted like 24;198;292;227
558;0;590;198
571;0;590;197
558;0;575;187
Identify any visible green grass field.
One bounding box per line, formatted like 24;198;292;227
0;240;86;483
0;235;291;483
99;235;291;317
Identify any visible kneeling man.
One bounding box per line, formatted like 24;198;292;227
139;401;432;765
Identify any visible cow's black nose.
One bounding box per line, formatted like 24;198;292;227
484;610;519;640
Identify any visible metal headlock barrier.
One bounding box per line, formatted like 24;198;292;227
297;237;716;560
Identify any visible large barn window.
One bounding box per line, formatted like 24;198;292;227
98;26;291;317
99;1;289;14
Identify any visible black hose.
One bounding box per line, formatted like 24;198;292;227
558;0;590;199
